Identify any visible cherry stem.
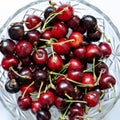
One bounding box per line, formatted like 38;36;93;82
92;58;97;82
98;103;102;112
109;83;117;104
64;93;72;100
9;67;31;79
59;63;70;73
48;75;56;90
22;81;35;98
37;81;44;99
60;102;72;120
65;99;87;104
41;6;68;32
9;79;16;88
76;115;91;120
100;90;105;99
49;0;57;7
97;27;111;43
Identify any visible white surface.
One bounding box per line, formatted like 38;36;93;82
0;0;120;120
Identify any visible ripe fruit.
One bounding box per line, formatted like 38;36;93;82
69;32;84;48
56;4;74;21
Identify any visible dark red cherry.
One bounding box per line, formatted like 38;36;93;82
8;23;24;41
1;56;19;70
99;73;116;89
66;15;80;29
15;40;33;58
47;54;63;71
84;91;100;107
54;96;67;110
99;42;112;58
81;15;97;31
26;29;41;44
38;91;55;108
32;48;48;65
85;44;102;62
56;4;74;21
73;45;87;61
5;79;20;93
31;101;42;114
56;79;74;97
51;22;68;38
17;95;32;110
41;30;53;40
0;39;16;56
68;106;84;120
25;15;42;29
37;109;51;120
95;61;109;76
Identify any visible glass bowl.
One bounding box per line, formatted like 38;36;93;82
0;0;120;120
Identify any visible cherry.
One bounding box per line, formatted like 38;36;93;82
85;44;102;62
67;70;83;83
99;42;112;58
84;91;100;107
53;38;70;55
68;58;83;71
8;23;24;41
0;39;16;56
54;96;67;110
32;48;48;65
17;95;32;110
20;56;31;67
95;61;109;76
25;15;42;29
99;73;116;89
73;45;87;61
33;69;48;84
26;29;41;44
47;54;63;71
81;15;97;31
1;56;19;70
5;79;20;93
68;106;84;120
41;30;53;40
31;101;42;114
87;29;102;42
81;72;95;87
69;32;84;48
56;4;74;21
38;91;55;108
66;15;80;29
15;40;33;58
51;22;68;38
37;109;51;120
20;83;35;95
56;79;74;97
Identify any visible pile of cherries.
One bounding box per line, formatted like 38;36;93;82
0;1;116;120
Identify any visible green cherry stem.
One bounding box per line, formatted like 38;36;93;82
37;81;44;99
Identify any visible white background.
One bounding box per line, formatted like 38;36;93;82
0;0;120;120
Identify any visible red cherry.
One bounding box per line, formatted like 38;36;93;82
32;48;48;65
67;70;83;83
51;22;68;38
1;56;19;70
99;42;112;58
56;4;74;21
41;30;53;40
81;72;95;87
69;32;84;48
20;84;35;95
85;44;102;62
84;91;100;107
15;40;33;58
68;58;83;71
31;101;42;114
17;95;32;110
99;73;116;89
25;15;42;29
47;54;63;71
53;38;70;55
38;91;55;108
